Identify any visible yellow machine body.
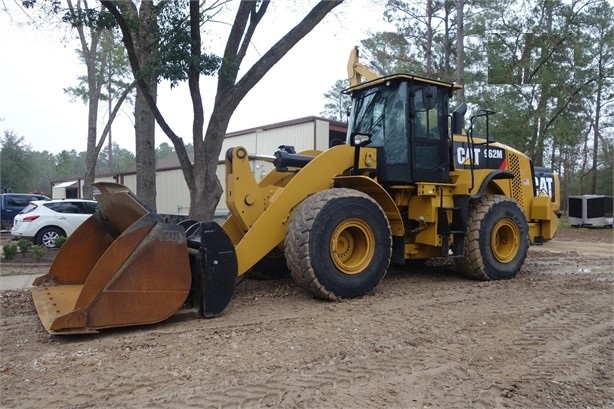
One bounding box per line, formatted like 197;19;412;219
31;47;560;334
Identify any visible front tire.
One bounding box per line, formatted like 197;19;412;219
285;189;392;300
456;195;529;280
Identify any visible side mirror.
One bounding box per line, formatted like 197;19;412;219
349;132;372;147
451;103;467;135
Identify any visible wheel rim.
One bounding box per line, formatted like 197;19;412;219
491;219;520;263
330;218;375;275
42;231;59;248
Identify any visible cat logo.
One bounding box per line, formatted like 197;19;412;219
457;147;481;166
453;142;506;170
535;175;554;198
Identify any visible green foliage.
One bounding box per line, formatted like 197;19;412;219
378;0;458;81
360;32;412;75
61;6;115;31
22;0;61;12
0;137;134;196
99;142;136;173
55;149;87;180
2;243;18;261
0;131;33;192
156;142;175;161
155;0;221;88
31;245;47;262
320;80;351;122
54;236;68;248
155;142;194;163
64;28;134;106
28;150;57;195
17;239;32;255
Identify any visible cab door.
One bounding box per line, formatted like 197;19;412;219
410;85;450;183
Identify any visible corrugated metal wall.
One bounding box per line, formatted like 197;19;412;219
120;175;137;193
315;119;333;150
155;169;190;215
52;176;117;200
221;121;317;157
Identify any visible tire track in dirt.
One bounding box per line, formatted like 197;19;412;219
128;279;514;408
515;294;613;382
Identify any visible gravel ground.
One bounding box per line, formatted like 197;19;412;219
0;224;612;408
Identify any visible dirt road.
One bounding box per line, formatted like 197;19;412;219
1;230;612;408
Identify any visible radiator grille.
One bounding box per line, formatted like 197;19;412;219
509;153;523;206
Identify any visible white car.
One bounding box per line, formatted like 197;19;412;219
11;199;99;248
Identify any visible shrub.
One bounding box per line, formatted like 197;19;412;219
53;236;67;248
3;243;18;261
17;239;32;255
31;245;47;262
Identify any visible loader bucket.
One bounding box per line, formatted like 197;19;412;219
31;182;192;334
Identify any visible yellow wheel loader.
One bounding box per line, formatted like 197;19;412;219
32;48;560;334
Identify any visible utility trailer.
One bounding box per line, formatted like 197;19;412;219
568;195;614;228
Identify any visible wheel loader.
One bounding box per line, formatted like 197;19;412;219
31;47;560;334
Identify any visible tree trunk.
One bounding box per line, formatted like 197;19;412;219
189;109;229;220
82;97;99;199
590;76;602;194
442;4;450;79
529;85;550;166
425;0;433;76
455;0;465;101
133;0;158;209
69;0;102;200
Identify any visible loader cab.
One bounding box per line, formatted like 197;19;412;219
346;75;455;184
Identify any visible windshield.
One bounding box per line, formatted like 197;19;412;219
347;81;408;164
348;89;385;144
346;81;407;148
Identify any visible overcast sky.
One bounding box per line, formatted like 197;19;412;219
0;1;391;154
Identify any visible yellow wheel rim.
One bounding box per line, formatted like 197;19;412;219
491;219;520;263
330;218;375;275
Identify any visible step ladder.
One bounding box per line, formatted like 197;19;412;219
437;195;469;258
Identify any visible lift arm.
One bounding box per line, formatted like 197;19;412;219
347;46;383;87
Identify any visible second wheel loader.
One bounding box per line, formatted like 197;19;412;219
32;48;560;334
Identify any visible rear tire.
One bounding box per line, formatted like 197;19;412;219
285;189;392;300
456;195;529;280
37;226;65;249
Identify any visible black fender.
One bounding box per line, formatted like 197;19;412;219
471;170;515;199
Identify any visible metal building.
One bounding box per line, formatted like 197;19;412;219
51;116;347;219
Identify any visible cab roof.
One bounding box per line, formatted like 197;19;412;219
343;73;462;94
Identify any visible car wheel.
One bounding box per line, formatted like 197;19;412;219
37;227;65;248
